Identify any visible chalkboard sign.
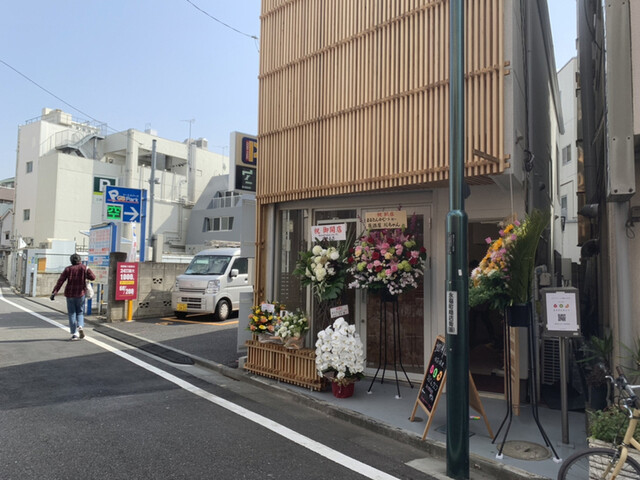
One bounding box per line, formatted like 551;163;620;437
419;336;447;411
410;336;493;440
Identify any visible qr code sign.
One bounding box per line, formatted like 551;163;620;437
558;313;566;322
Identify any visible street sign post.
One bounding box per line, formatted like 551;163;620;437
104;186;148;262
105;186;143;223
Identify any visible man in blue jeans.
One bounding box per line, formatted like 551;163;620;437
51;253;96;341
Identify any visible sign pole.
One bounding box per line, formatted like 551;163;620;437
446;0;469;478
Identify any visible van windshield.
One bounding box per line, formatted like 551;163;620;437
185;255;231;275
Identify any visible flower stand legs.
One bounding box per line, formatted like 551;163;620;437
367;294;413;398
492;306;560;461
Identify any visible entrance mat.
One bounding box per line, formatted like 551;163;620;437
94;326;195;365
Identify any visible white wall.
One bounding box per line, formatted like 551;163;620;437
556;58;581;264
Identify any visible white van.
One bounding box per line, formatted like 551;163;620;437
171;248;252;321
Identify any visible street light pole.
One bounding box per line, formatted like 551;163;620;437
446;0;469;478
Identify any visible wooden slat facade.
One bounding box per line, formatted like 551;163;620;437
258;0;507;204
255;0;508;300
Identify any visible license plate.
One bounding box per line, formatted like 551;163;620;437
176;303;187;311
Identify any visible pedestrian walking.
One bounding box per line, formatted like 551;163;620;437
51;253;96;341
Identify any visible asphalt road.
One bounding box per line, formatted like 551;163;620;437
1;289;439;480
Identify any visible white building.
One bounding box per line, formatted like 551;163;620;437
13;108;228;260
0;180;15;277
555;58;581;269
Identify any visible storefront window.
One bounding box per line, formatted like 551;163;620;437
276;209;307;313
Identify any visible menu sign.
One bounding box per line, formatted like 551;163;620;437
419;336;447;412
410;336;494;440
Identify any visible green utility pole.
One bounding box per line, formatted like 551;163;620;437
446;0;469;478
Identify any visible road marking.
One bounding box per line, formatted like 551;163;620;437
0;291;399;480
160;317;239;326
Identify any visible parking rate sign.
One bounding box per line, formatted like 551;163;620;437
115;262;138;300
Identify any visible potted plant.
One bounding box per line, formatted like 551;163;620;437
469;209;550;325
580;334;613;410
275;309;310;350
315;317;365;398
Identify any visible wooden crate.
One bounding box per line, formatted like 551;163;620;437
244;339;325;391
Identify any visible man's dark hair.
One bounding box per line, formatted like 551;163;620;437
70;253;81;265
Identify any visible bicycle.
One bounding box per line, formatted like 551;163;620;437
558;367;640;479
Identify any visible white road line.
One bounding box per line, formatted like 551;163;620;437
0;290;400;480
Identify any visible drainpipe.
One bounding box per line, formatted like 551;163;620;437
525;1;534;215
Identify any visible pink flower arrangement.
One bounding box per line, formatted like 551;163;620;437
346;227;427;296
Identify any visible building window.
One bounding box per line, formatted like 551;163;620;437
209;191;240;209
23;209;30;221
26;161;33;173
4;232;9;241
562;145;571;165
203;216;234;232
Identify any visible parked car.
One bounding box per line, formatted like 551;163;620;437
171;248;251;321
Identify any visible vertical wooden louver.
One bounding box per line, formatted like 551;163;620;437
255;0;507;299
258;0;506;204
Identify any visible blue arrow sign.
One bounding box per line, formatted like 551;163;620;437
105;186;142;223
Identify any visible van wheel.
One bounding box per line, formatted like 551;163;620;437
215;299;231;321
175;311;187;320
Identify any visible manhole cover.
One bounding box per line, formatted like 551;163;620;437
500;441;551;461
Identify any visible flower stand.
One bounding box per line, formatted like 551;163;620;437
331;381;355;398
244;339;325;391
367;291;413;398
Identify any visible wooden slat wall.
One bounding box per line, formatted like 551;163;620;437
255;0;507;301
258;0;506;204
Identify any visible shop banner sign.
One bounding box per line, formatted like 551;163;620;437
364;210;407;230
311;223;347;241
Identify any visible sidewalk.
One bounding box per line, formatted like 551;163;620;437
26;292;586;480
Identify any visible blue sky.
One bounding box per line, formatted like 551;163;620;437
0;1;576;182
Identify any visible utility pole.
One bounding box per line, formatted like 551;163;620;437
148;139;156;261
446;0;469;478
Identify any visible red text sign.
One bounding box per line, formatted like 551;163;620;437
116;262;138;300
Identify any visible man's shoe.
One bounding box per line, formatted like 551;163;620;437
78;327;85;339
70;335;79;341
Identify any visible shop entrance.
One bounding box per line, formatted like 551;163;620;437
469;221;505;394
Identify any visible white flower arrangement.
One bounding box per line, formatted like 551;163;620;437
275;310;309;339
315;317;365;385
293;241;348;302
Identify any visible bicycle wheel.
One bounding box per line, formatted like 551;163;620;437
558;447;640;479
